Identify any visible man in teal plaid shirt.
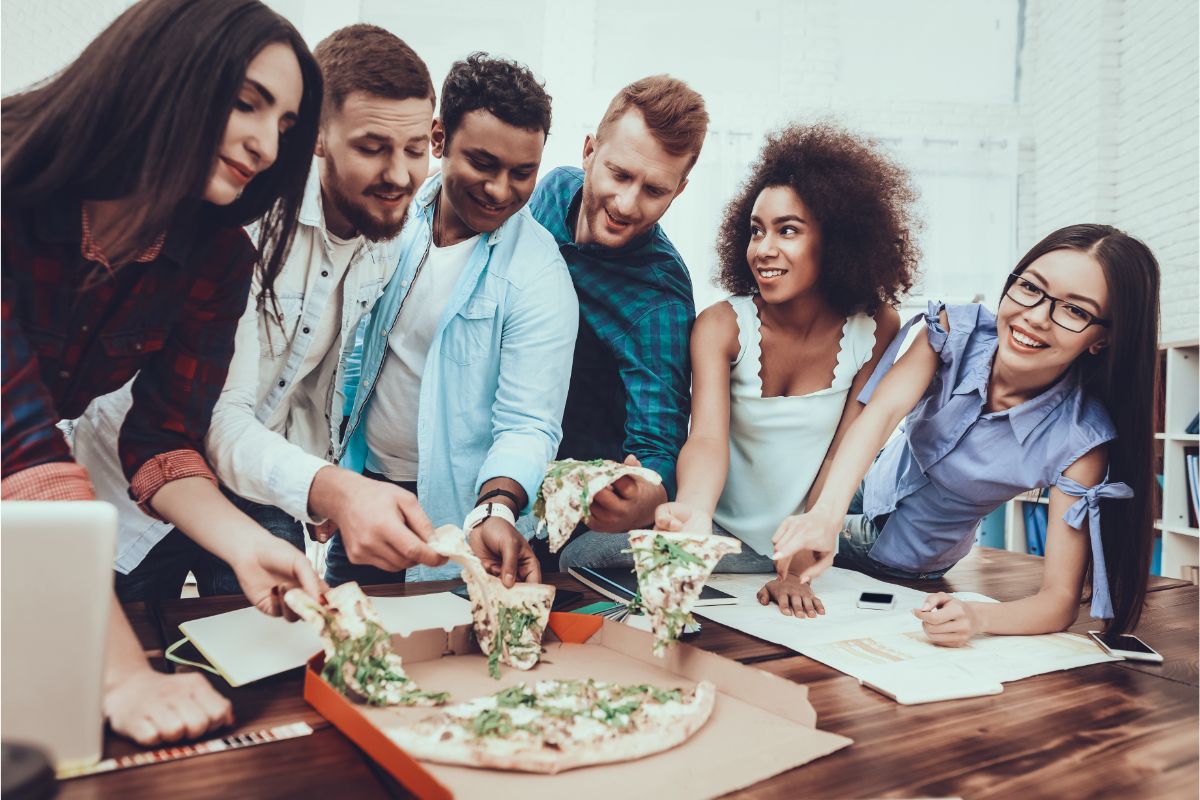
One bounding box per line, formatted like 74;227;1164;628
528;76;708;561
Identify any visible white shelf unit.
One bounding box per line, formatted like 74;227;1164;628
1159;339;1199;583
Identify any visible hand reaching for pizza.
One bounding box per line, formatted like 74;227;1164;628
469;517;542;588
228;531;327;618
308;467;446;572
653;501;712;534
587;455;668;533
756;575;826;618
104;668;234;746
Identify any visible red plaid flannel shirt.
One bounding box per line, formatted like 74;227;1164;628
1;201;256;515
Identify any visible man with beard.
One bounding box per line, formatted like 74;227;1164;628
72;25;450;600
526;76;708;565
329;53;577;588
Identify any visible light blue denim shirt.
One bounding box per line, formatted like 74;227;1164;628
339;173;579;580
858;302;1129;618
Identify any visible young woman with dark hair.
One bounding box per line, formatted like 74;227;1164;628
641;123;919;614
1;0;323;744
772;224;1159;643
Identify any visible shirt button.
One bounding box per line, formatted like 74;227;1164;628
80;324;89;333
321;270;329;277
134;343;143;351
302;326;311;334
58;370;70;379
278;380;286;387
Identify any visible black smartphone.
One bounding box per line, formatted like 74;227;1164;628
1088;631;1164;663
856;591;895;610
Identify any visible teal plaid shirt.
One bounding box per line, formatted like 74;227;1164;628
528;167;694;498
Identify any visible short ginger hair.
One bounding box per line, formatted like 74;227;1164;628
596;75;708;170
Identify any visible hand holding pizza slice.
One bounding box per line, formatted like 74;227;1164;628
534;458;662;552
284;583;449;707
428;526;555;679
627;530;742;656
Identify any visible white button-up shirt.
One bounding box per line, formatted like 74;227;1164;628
72;162;401;572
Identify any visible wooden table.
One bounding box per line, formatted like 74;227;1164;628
60;548;1198;799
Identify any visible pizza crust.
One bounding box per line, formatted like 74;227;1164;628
534;459;662;552
386;680;716;774
429;525;555;677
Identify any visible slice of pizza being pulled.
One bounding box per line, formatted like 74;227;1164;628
627;530;742;656
284;583;449;706
386;678;716;774
534;459;662;552
428;525;555;679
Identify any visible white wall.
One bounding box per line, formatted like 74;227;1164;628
1018;0;1199;343
2;0;1194;342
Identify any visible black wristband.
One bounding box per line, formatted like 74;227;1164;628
476;488;522;518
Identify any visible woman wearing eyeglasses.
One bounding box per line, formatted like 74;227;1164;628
771;224;1159;644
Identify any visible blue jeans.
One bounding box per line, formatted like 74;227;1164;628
323;473;415;587
832;486;947;581
557;523;776;573
113;488;306;602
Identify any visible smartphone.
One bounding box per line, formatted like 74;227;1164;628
1087;631;1164;663
856;592;895;611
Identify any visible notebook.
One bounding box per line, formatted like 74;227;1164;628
176;592;472;687
567;566;737;606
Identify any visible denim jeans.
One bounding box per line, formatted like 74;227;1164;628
113;487;306;602
557;522;776;573
832;485;948;581
323;472;415;587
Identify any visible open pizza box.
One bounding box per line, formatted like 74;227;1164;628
303;611;852;799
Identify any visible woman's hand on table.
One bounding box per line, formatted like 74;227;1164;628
104;668;233;746
757;574;826;618
913;592;982;647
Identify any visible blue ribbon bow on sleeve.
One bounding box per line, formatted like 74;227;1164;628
1055;475;1135;619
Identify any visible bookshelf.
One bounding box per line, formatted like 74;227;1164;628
1159;339;1199;583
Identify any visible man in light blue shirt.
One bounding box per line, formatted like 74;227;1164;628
331;54;578;586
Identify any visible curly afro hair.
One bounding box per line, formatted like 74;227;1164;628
716;122;921;316
440;52;552;147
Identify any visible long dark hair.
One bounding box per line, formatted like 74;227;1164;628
1009;224;1160;635
0;0;322;302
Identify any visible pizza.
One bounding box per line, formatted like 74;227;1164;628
534;458;662;552
386;678;716;774
428;525;555;679
627;531;742;656
284;583;449;706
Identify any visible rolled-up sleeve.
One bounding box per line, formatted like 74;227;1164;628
120;229;256;516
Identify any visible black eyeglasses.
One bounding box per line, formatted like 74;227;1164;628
1004;273;1110;333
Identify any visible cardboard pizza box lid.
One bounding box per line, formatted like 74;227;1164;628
303;611;851;799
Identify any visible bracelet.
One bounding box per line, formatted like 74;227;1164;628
463;501;517;531
476;488;522;518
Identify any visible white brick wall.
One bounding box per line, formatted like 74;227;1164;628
1019;0;1199;343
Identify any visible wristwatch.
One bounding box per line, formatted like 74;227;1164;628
463;501;517;531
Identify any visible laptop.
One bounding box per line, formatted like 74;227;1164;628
2;501;116;770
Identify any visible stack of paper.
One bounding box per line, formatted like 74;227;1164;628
696;569;1117;704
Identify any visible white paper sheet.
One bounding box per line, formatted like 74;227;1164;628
178;592;473;687
697;568;1117;703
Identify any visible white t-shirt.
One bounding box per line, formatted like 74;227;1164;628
364;234;478;480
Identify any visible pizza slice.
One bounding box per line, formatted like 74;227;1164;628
284;583;449;706
534;458;662;552
428;525;555;679
627;531;742;656
386;678;716;774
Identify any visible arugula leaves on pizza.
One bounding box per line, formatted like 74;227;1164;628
627;530;742;656
534;459;662;552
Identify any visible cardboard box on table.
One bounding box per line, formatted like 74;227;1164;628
303;612;851;799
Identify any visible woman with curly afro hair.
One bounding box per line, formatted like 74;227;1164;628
654;122;920;615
